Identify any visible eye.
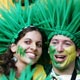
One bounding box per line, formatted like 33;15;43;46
64;42;72;46
36;42;42;48
51;41;58;45
24;40;32;45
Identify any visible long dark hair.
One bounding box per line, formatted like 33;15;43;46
0;49;14;75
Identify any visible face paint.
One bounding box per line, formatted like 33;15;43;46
48;45;77;70
48;45;57;66
16;45;26;56
60;46;76;68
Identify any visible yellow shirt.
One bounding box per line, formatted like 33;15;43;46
33;65;46;80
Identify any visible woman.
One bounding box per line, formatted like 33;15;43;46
0;0;48;79
0;27;47;80
11;26;44;78
0;26;45;76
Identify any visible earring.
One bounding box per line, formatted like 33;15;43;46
11;56;18;63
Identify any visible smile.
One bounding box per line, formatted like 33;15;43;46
54;55;66;62
26;52;37;59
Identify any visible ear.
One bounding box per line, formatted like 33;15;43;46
10;43;17;53
76;48;80;57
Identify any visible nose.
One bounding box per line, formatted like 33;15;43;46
56;43;64;53
30;42;37;50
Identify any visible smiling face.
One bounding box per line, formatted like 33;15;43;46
49;35;77;70
11;30;42;65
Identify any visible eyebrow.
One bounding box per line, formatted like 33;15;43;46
24;38;31;41
37;41;42;43
51;39;58;41
51;39;73;43
64;40;73;44
25;38;42;42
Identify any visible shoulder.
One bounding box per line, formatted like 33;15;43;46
34;64;52;75
34;64;46;74
33;64;46;80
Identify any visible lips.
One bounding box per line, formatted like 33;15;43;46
54;55;66;62
26;52;36;59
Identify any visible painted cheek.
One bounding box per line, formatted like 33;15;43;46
64;45;77;56
48;45;57;62
16;45;26;56
49;45;56;55
61;45;77;67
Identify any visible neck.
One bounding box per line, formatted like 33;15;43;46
52;62;75;75
15;59;27;78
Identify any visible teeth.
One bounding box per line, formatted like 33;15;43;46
27;53;35;59
55;55;65;58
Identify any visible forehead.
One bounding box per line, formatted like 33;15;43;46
23;31;42;41
51;35;73;42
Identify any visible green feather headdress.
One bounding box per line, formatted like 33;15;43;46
32;0;80;48
0;0;34;54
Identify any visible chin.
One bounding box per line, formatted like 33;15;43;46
22;59;32;64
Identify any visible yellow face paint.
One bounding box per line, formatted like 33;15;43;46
49;45;77;70
60;45;77;68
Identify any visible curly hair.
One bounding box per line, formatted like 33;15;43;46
0;49;16;75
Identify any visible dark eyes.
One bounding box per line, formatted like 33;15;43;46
24;40;42;48
51;41;58;45
24;40;32;45
64;42;72;46
36;42;42;48
51;41;72;46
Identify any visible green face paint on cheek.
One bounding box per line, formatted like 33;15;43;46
48;45;57;65
16;45;26;56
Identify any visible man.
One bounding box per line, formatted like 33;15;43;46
48;35;80;80
32;0;80;79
